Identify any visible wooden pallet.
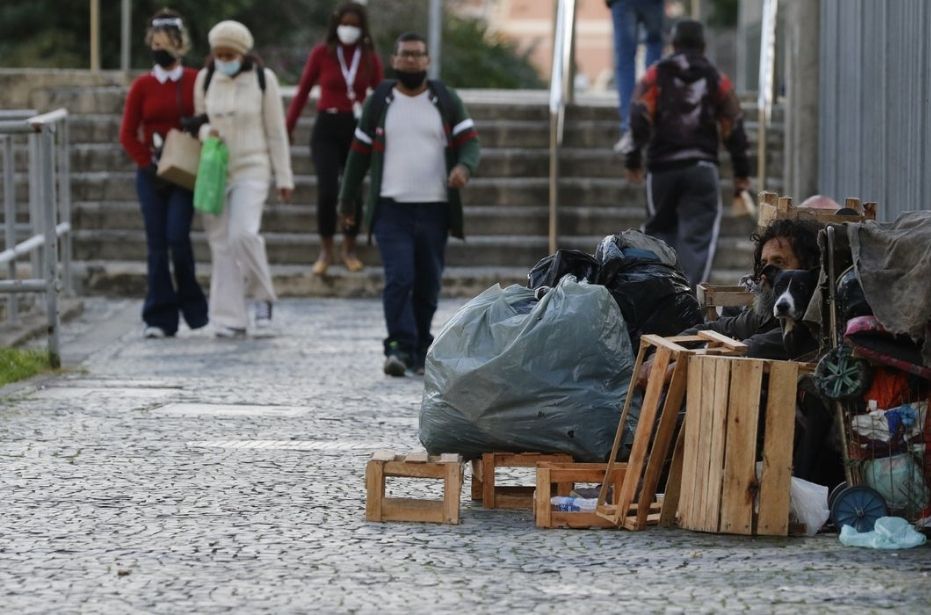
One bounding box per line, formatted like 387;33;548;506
365;450;464;524
696;284;755;321
535;462;628;529
595;331;748;530
677;356;799;536
758;192;877;229
472;452;573;509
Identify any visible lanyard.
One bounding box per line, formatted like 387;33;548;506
337;46;361;102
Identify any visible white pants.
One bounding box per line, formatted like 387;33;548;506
203;179;277;329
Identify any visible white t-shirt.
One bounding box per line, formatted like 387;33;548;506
380;89;448;203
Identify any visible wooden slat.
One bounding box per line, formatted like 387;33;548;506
701;357;732;532
470;459;483;500
493;492;535;509
549;512;618;529
381;498;445;523
404;451;429;463
482;452;496;508
543;463;623;484
642;335;690;353
371;450;397;462
697;329;748;351
659;426;686;528
439;453;461;464
693;356;717;531
634;357;689;529
757;361;798;536
719;359;764;535
365;460;385;522
384;461;448;479
444;462;462;524
677;354;706;530
596;339;648;522
535;466;552;528
613;346;672;524
490;452;572;467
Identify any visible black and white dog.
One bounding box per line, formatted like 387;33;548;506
771;268;820;357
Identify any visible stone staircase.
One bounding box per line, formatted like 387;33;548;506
55;86;783;297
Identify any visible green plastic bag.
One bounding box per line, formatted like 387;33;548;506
193;137;228;215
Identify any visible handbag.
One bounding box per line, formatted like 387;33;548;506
156;128;202;190
193;136;228;215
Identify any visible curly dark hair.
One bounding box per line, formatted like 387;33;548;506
325;2;375;51
750;219;821;277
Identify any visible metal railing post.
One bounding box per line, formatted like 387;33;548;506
38;128;61;368
58;118;73;294
2;135;18;323
28;133;41;279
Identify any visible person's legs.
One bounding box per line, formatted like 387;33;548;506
311;114;341;273
675;162;722;286
611;0;639;135
638;0;665;67
333;114;363;269
411;203;449;370
136;169;179;335
202;192;247;330
165;186;208;330
642;167;680;251
227;180;277;304
373;199;417;362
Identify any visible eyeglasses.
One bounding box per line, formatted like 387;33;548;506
396;51;428;60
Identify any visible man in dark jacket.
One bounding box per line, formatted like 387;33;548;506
624;19;750;286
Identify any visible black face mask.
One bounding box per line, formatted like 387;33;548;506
395;70;427;90
152;49;177;68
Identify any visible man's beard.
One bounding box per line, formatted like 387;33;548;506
753;283;775;320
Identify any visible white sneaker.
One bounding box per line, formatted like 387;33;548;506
143;326;168;339
215;325;247;339
613;131;634;154
254;301;273;329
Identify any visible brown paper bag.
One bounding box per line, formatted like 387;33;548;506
157;128;202;190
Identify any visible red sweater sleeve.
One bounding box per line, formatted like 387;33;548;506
286;45;324;136
119;78;151;168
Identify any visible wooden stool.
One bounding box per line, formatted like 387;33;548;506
535;462;627;529
471;452;573;509
365;450;463;524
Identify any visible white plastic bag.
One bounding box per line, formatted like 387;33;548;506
839;516;927;549
790;477;830;536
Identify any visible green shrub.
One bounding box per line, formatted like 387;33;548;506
0;347;51;388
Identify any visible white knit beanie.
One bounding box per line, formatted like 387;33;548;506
208;20;253;55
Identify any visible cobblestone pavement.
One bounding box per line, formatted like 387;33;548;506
2;298;930;613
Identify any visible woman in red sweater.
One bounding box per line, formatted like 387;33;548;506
119;10;208;338
286;2;383;275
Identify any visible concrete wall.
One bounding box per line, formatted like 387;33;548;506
819;0;931;220
0;69;133;113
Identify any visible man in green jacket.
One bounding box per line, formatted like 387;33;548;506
339;32;480;377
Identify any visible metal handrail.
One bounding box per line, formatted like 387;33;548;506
0;108;72;368
548;0;576;254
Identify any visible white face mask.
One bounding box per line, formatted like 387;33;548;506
337;25;362;46
215;59;241;77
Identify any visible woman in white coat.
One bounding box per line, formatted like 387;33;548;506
194;20;293;337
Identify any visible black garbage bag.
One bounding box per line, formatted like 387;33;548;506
594;231;704;347
527;249;599;289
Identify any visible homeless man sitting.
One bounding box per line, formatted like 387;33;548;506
638;217;844;486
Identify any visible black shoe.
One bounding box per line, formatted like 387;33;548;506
383;354;407;377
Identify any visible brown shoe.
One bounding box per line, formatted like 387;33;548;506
342;254;364;272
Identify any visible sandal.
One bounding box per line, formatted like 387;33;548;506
312;257;330;276
342;254;364;272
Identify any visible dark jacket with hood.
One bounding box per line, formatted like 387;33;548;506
626;51;750;176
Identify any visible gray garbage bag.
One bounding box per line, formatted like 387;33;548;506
419;276;635;461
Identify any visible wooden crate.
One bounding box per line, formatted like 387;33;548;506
595;331;748;530
472;452;573;509
757;192;877;229
677;356;799;536
365;450;463;524
535;462;627;529
696;284;755;321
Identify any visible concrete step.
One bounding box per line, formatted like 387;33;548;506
72;228;755;272
73;258;749;299
72;200;758;238
67;172;783;208
67;141;785;179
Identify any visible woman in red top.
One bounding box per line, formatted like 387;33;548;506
119;9;207;338
286;2;383;275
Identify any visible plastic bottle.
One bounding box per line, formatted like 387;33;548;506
550;496;597;512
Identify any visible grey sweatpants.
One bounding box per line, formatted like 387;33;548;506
644;161;722;287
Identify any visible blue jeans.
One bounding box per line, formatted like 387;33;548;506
373;199;449;365
611;0;664;133
136;169;208;334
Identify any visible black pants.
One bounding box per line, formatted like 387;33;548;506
311;112;359;238
644;161;722;287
